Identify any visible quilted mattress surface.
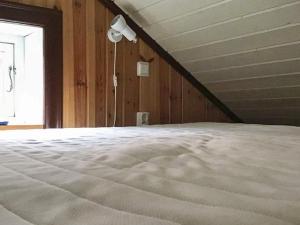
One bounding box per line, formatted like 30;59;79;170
0;123;300;225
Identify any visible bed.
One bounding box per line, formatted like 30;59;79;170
0;123;300;225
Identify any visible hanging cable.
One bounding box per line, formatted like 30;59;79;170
112;42;118;127
107;14;137;127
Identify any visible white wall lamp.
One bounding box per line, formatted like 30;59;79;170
107;14;137;127
107;15;137;43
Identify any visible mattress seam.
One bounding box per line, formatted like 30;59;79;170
0;201;36;225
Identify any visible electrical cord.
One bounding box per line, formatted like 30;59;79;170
113;42;118;127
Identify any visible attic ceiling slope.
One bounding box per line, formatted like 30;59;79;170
115;0;300;126
100;0;242;123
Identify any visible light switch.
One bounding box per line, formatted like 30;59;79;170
137;61;149;77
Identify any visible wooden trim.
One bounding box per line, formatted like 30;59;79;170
97;0;243;123
0;125;43;131
0;1;63;128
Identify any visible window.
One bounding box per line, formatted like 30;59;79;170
0;22;43;125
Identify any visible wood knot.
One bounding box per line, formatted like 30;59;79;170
74;0;82;8
76;80;86;87
139;55;154;63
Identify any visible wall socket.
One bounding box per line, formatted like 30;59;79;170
137;112;150;126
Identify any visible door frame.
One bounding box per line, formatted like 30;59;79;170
0;1;63;128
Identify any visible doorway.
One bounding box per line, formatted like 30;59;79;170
0;1;63;129
0;22;44;126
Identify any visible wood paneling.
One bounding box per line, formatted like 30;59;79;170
159;57;171;124
123;40;139;126
86;0;96;127
182;79;206;123
95;0;107;126
207;101;231;123
8;0;231;127
139;40;160;124
170;68;183;124
73;0;87;127
61;0;75;128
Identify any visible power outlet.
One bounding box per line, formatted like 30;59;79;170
137;112;150;126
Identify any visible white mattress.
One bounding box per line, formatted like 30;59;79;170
0;123;300;225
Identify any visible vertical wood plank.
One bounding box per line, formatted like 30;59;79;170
61;0;75;127
73;0;87;127
123;40;139;126
86;0;96;127
139;40;160;124
115;40;125;126
170;68;183;124
206;100;217;122
159;57;170;124
182;78;206;123
217;109;232;122
95;1;107;127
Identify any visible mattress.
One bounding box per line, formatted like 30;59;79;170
0;123;300;225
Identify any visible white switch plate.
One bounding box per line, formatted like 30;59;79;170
137;112;150;126
137;61;149;77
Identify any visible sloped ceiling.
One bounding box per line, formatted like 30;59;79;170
114;0;300;126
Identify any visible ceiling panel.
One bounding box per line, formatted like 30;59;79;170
205;73;300;92
225;98;300;109
215;86;300;101
236;108;300;119
196;59;300;82
146;0;299;40
173;24;300;62
114;0;162;12
184;42;300;72
116;0;300;126
127;0;223;27
160;3;300;51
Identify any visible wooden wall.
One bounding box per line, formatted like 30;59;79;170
8;0;231;127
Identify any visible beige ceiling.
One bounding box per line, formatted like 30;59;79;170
115;0;300;126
